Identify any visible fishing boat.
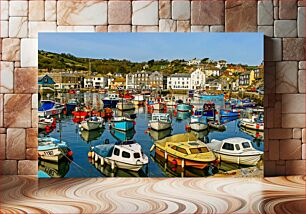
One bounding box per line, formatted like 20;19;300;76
38;100;65;117
207;137;263;166
220;109;240;117
116;99;135;111
110;116;135;131
110;129;136;141
72;106;91;119
38;137;72;162
148;113;172;131
176;111;191;120
80;116;105;131
102;93;120;108
38;116;55;130
148;128;172;141
92;141;149;171
176;103;193;112
65;99;78;112
133;94;145;106
91;108;113;118
208;121;226;131
150;133;217;169
189;115;208;131
200;94;224;101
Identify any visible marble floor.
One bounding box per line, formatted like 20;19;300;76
0;176;305;213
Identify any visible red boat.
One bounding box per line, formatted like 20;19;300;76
68;90;76;94
91;108;113;118
72;111;88;118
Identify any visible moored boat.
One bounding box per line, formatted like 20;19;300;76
92;141;149;171
220;109;240;117
176;103;193;112
239;118;264;131
38;137;72;162
148;113;172;131
65;99;78;112
110;116;135;131
150;133;217;169
132;94;145;106
207;137;263;165
80;116;105;131
38;100;65;117
110;129;136;142
189;115;208;131
38;116;55;130
116;99;135;111
102;93;120;108
208;121;226;131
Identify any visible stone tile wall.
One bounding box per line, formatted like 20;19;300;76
0;0;305;176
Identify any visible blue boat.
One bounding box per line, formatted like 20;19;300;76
110;116;135;131
200;94;224;101
176;103;193;112
102;93;120;108
110;129;136;141
66;99;78;112
38;100;65;117
176;111;191;120
220;116;239;124
220;109;240;117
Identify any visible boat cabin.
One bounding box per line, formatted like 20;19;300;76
151;113;171;122
108;93;120;100
219;137;255;154
167;141;210;155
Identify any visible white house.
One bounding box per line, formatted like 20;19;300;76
167;73;191;90
84;75;108;89
125;73;135;89
204;68;220;77
190;68;206;90
187;59;201;66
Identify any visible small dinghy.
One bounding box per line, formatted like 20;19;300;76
148;113;172;131
38;137;72;162
189;115;208;131
208;121;226;131
38;116;55;130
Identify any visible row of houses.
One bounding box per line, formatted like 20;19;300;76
39;65;263;91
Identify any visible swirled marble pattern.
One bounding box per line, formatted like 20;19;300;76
0;176;305;213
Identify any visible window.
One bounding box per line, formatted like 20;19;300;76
114;148;120;156
134;153;140;158
122;151;130;158
222;143;234;151
190;147;209;154
176;147;188;154
235;144;240;150
242;142;251;148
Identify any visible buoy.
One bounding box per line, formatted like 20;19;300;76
67;150;73;157
172;159;177;166
91;151;95;159
88;151;92;158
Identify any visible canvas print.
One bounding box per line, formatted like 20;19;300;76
38;33;264;178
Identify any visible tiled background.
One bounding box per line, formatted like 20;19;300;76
0;0;305;176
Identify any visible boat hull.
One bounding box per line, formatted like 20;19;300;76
155;147;210;169
104;159;144;171
81;121;103;131
149;121;171;131
38;121;53;129
38;148;64;162
111;120;134;132
240;120;264;131
220;109;239;117
190;122;208;131
214;152;262;166
72;111;88;119
176;104;192;112
117;103;135;111
102;99;119;108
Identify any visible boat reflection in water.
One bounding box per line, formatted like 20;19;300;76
148;128;172;141
176;111;191;120
110;128;136;141
190;129;209;142
38;158;71;178
89;158;148;177
240;126;264;141
79;128;104;143
153;152;216;177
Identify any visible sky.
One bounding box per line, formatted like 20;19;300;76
39;32;263;66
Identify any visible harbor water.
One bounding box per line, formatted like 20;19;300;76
39;93;264;178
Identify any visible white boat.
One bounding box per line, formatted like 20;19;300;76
149;113;172;131
117;99;135;111
80;116;104;131
38;100;65;117
92;141;149;171
152;102;165;110
38;137;72;162
38;116;54;129
239;115;264;131
189;115;207;131
133;94;144;105
207;137;263;166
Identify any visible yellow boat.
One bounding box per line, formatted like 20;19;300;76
150;133;217;169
